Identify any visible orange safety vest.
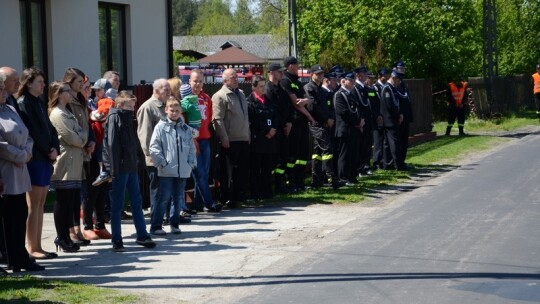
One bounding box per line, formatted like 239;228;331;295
449;81;467;106
532;73;540;94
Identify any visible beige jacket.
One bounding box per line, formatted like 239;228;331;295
212;85;250;144
69;96;92;161
137;96;167;166
49;106;88;181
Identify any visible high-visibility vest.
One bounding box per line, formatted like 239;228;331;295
449;81;467;106
532;73;540;94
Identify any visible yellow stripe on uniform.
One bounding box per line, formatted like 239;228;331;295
312;154;322;161
322;154;333;160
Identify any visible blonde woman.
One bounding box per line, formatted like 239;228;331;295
167;77;182;100
48;82;87;253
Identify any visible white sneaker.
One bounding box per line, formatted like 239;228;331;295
151;229;166;236
170;226;182;234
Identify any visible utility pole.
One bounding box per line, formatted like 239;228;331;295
483;0;498;115
287;0;298;58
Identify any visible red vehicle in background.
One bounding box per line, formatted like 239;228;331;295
177;64;264;83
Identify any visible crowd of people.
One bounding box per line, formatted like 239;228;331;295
0;56;417;274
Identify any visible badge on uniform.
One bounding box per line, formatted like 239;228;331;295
267;119;272;126
385;92;391;98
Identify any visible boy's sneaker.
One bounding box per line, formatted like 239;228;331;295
136;236;156;248
170;226;182;234
112;240;125;252
92;172;111;187
151;229;166;236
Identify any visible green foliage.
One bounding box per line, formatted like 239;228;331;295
173;50;197;65
190;0;238;35
172;0;198;35
234;0;257;34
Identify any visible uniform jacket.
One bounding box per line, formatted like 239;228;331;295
149;117;196;178
380;83;402;127
366;85;381;128
103;107;145;177
397;81;414;123
334;87;361;138
49;106;87;181
0;104;33;195
136;96;167;166
304;80;331;126
265;81;293;130
247;92;276;154
281;71;305;120
212;85;250;143
17;94;60;162
352;81;374;130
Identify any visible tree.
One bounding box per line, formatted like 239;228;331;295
190;0;238;35
172;0;198;35
234;0;257;34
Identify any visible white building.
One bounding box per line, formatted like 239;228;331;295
0;0;172;86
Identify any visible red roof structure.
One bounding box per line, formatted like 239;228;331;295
197;46;265;65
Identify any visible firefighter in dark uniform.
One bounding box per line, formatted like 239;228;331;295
372;68;390;170
365;70;383;171
265;62;293;193
380;70;403;170
247;76;277;200
280;56;315;192
323;71;341;178
352;65;374;176
304;65;342;189
446;78;468;136
532;63;540;121
334;72;364;186
393;60;413;170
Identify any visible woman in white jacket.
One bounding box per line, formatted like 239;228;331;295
149;97;196;235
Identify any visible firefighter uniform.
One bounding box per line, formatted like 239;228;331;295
281;56;310;191
532;64;540;121
304;65;340;189
334;72;362;184
352;66;374;176
394;61;413;170
372;68;390;170
380;71;403;170
265;64;293;193
446;81;468;135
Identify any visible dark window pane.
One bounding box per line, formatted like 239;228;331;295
99;7;108;73
31;1;43;69
19;1;28;68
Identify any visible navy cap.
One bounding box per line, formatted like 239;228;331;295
268;62;286;72
378;68;391;77
393;60;406;68
324;72;337;79
284;56;298;66
310;64;324;74
367;71;376;78
391;70;404;79
354;65;368;74
329;65;344;74
340;71;355;80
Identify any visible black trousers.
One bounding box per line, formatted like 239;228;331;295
56;188;79;240
219;141;250;203
83;158;108;230
0;194;31;268
273;131;291;190
398;122;410;167
535;93;540;118
289;117;310;188
337;132;359;182
250;152;275;199
358;127;373;172
448;105;466;127
382;127;400;170
310;125;336;185
372;127;385;169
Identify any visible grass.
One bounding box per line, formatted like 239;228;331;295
432;110;539;134
0;275;138;304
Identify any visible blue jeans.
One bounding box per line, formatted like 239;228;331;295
110;172;149;243
151;177;187;230
192;139;215;209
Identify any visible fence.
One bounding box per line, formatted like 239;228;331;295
468;75;534;117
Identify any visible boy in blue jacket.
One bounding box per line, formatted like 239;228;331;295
149;97;196;235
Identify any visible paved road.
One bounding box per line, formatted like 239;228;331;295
237;134;540;304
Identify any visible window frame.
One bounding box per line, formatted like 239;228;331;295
19;0;48;75
98;1;128;87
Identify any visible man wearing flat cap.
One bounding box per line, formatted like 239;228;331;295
280;56;314;192
265;62;294;193
304;65;342;189
334;72;364;186
380;70;404;170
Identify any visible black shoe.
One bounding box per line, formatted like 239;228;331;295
225;200;238;209
0;268;8;276
112;240;125;252
121;211;133;220
185;209;198;215
136;236;156;248
179;216;191;224
332;180;345;190
205;204;222;213
12;262;45;272
55;238;80;253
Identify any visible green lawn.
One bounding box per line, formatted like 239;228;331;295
432;110;539;134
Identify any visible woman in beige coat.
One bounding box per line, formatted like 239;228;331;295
48;82;87;252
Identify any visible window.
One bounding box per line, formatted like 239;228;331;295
19;0;48;74
99;2;127;85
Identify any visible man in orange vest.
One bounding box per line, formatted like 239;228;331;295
532;64;540;122
446;78;468;135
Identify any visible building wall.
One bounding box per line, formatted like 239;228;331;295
0;0;169;85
